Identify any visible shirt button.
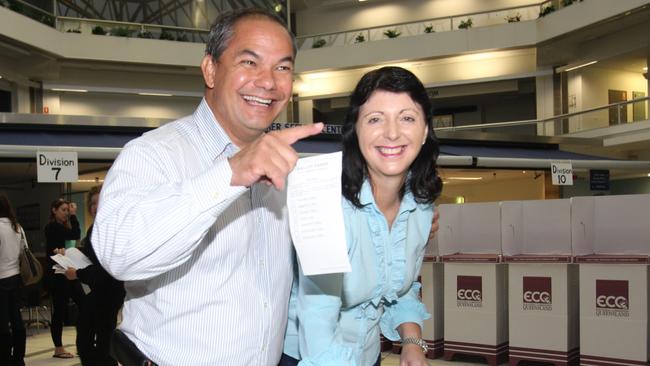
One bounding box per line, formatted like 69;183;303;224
261;345;266;352
263;302;268;309
259;259;265;267
213;192;220;200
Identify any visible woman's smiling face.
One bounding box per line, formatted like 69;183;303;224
356;90;428;183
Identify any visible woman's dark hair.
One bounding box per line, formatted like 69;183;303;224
48;199;71;228
87;185;102;213
341;66;443;208
0;193;19;233
205;8;296;61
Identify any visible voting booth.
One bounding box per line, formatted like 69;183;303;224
439;202;508;366
502;199;579;366
421;234;444;358
572;194;650;366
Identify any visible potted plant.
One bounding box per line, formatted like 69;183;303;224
539;4;555;17
458;18;473;29
159;30;175;40
111;27;132;37
91;25;106;35
354;33;365;43
137;30;154;39
312;38;326;48
383;29;401;38
66;28;81;33
505;13;521;23
424;24;434;33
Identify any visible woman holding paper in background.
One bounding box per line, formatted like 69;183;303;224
64;185;125;365
0;194;26;366
44;198;83;359
281;66;443;366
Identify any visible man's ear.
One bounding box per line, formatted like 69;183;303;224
201;55;216;89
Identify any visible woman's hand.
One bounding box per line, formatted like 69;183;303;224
399;344;429;366
69;202;78;215
64;267;77;280
53;248;66;255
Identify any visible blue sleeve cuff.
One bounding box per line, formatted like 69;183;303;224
380;284;431;340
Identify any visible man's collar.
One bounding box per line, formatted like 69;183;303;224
194;98;239;160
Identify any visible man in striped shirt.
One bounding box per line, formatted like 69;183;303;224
92;8;323;366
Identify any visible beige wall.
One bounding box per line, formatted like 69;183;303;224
568;66;648;132
439;175;546;204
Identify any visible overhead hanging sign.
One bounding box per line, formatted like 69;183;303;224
37;151;79;183
551;161;573;186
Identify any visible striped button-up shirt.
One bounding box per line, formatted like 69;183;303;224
92;99;294;366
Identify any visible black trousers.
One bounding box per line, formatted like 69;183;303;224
278;352;381;366
0;274;26;366
76;298;121;366
47;274;84;347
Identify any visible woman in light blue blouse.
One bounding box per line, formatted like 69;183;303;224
281;66;443;366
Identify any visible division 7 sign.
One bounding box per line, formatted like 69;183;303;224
37;151;79;183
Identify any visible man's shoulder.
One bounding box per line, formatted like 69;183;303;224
124;114;197;151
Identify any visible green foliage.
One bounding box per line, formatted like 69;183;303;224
137;31;153;39
383;29;401;38
176;33;189;42
159;30;175;40
91;26;106;35
354;33;365;43
312;38;326;48
505;13;521;23
424;24;434;33
7;0;23;12
539;4;555;17
112;27;133;37
66;28;81;33
458;18;473;29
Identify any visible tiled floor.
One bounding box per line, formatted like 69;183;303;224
23;325;494;366
25;326;79;366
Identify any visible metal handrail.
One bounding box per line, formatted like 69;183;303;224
56;15;210;33
3;0;557;45
295;1;550;41
435;96;650;132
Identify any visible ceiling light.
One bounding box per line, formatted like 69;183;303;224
447;177;483;181
644;67;648;71
647;173;650;177
564;61;598;72
138;92;173;97
51;88;88;92
0;75;3;79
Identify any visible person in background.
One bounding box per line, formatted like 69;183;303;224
64;185;125;365
44;198;83;359
281;66;443;366
0;193;27;366
91;8;323;366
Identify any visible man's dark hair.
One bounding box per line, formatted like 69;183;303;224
205;8;297;61
341;66;443;208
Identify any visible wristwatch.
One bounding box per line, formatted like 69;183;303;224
402;337;428;354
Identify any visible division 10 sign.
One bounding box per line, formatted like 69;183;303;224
37;151;79;183
551;161;573;186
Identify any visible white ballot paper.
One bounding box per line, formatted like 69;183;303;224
51;247;92;271
287;151;351;276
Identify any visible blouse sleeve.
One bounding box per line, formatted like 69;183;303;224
296;270;357;366
379;209;431;340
